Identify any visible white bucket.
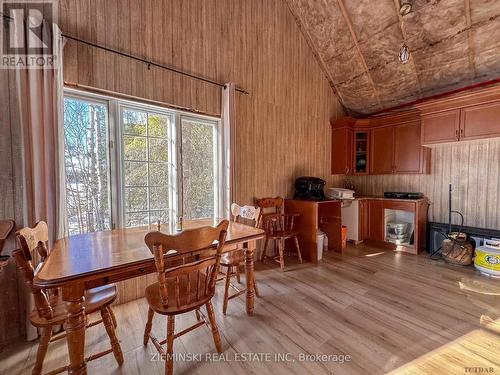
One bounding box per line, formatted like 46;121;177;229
474;242;500;278
317;231;325;261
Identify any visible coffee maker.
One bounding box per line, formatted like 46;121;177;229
293;177;326;201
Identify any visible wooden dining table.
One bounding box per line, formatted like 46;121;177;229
34;219;266;375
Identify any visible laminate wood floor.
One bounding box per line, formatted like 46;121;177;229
1;244;499;375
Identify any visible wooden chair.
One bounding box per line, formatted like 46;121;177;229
143;220;229;375
255;197;302;271
219;204;261;315
13;221;123;375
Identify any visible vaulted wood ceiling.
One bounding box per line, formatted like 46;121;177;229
286;0;500;115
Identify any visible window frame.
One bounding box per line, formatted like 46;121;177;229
63;88;226;232
179;114;223;221
117;103;177;229
62;92;113;234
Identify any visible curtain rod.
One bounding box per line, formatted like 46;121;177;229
1;13;249;95
62;34;249;95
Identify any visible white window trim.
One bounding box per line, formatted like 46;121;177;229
63;87;229;231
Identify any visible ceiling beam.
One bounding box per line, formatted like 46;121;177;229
336;0;382;109
392;0;423;97
464;0;476;83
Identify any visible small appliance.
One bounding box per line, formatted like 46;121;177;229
327;188;355;200
293;177;326;201
384;192;424;199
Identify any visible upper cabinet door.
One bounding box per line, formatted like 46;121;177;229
353;131;370;175
421;110;460;145
370;126;394;174
331;127;353;175
394;121;422;174
461;101;500;141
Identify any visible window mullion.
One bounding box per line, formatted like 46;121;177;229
146;111;151;225
173;113;183;227
214;123;221;219
109;99;121;229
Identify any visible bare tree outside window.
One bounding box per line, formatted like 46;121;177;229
63;97;111;235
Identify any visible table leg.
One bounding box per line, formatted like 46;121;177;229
245;240;256;315
62;285;87;375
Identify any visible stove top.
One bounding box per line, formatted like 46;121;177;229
384;192;424;200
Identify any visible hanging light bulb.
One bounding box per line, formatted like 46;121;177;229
399;43;410;64
399;0;413;16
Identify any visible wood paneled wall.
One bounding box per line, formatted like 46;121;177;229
1;0;344;345
59;0;345;204
351;140;500;230
55;0;345;305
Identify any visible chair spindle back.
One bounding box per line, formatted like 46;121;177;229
144;220;229;309
231;203;261;227
14;221;53;319
261;213;296;234
255;197;298;235
255;197;284;214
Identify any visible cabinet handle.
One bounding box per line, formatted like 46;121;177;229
460;128;464;137
345;166;349;175
455;129;459;140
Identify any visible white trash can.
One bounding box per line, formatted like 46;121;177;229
317;231;325;261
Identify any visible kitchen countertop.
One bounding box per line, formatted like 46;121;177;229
288;196;429;203
287;198;341;203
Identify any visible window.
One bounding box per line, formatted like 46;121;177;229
121;107;173;227
62;89;226;235
181;117;218;220
63;96;111;235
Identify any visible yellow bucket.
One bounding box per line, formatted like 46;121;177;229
474;245;500;278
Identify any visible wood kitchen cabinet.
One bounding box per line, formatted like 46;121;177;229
332;112;429;176
370;126;394;174
422;104;500;144
332;85;500;174
358;199;369;242
353;131;370;174
285;199;342;262
368;200;384;242
394;121;424;174
461;101;500;140
419;85;500;145
331;127;353;175
421;110;460;144
362;198;429;254
370;120;429;174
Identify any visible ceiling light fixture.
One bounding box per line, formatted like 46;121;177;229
399;43;410;64
399;0;413;16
